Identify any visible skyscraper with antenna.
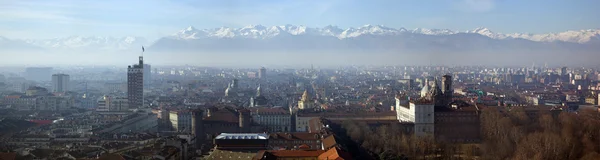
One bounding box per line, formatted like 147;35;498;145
127;47;144;108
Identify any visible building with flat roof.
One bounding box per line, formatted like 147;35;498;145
214;133;269;151
127;56;144;108
51;74;69;93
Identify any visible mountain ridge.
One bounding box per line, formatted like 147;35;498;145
1;25;599;51
170;25;600;44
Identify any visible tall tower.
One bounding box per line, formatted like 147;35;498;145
238;109;251;132
127;56;144;108
441;75;453;106
51;74;70;93
258;67;267;79
429;79;444;107
441;75;452;94
192;109;204;149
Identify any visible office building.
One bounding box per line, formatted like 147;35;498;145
51;74;70;93
127;56;144;108
169;110;192;133
259;67;267;79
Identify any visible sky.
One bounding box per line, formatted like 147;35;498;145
0;0;599;39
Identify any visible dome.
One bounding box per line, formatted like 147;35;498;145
301;90;310;101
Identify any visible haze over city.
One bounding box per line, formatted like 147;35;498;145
3;0;600;160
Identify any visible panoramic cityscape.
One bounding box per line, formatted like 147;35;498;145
1;0;600;160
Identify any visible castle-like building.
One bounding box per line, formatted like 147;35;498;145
396;74;481;143
422;75;453;108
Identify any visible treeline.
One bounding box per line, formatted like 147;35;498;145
339;121;476;160
338;107;600;160
481;107;600;160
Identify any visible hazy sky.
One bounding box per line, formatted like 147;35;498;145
0;0;598;39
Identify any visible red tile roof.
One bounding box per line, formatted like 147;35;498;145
322;135;340;150
3;95;21;99
318;147;353;160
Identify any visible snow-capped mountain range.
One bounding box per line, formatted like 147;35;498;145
170;24;600;43
1;25;599;51
24;36;147;50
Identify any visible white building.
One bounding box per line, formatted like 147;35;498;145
395;96;435;136
295;116;317;132
169;110;192;133
251;107;291;132
52;74;70;93
97;95;129;112
97;96;110;112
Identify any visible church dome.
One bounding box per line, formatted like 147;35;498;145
301;90;310;101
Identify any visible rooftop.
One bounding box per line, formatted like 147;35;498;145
318;147;353;160
205;149;255;160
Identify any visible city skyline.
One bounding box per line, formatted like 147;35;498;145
0;0;599;39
